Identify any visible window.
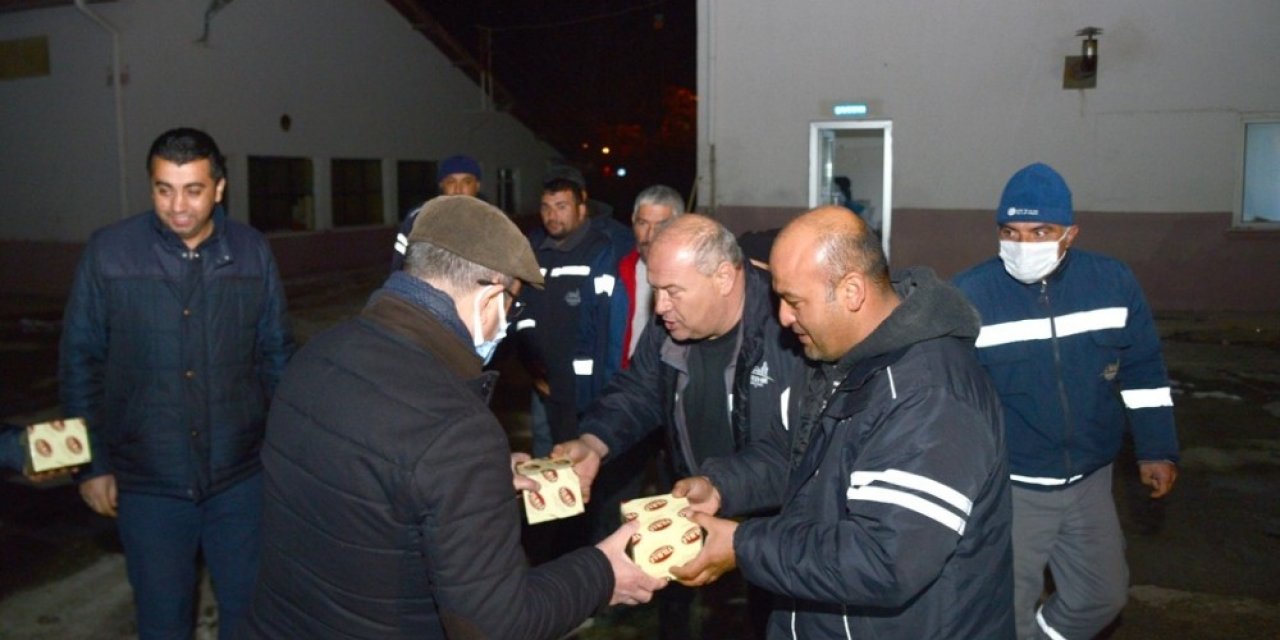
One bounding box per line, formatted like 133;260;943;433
248;156;313;232
332;159;384;227
495;167;518;215
397;160;437;221
1237;119;1280;227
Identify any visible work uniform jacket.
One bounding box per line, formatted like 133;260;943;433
706;268;1015;639
518;224;625;441
954;249;1179;489
59;207;293;500
240;275;611;639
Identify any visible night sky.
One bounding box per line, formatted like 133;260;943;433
415;0;697;210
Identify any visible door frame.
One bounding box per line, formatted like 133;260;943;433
808;119;894;260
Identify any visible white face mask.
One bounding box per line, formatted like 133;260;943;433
999;239;1065;284
471;287;508;365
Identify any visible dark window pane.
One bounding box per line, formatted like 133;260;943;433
248;156;314;232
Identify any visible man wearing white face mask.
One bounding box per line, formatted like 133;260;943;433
241;195;665;639
954;163;1179;640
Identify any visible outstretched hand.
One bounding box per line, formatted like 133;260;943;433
596;520;667;605
510;452;540;493
669;510;737;587
672;475;722;516
550;436;607;503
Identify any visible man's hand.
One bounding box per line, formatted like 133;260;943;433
672;476;722;516
510;452;539;493
596;520;667;606
1139;461;1178;498
532;377;551;398
669;511;738;587
550;435;608;503
79;474;118;517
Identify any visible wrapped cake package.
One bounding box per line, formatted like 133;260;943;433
516;457;585;524
619;493;704;579
23;418;91;474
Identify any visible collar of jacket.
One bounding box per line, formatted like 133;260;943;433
830;266;979;379
361;283;497;403
737;263;776;352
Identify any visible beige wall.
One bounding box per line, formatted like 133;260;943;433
710;205;1280;311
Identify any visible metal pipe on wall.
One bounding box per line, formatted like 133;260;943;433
74;0;129;219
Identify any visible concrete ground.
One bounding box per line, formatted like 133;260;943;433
2;265;1278;639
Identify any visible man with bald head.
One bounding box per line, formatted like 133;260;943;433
555;213;801;639
671;207;1015;638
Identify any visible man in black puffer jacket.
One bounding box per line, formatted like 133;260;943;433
239;196;663;640
672;207;1015;639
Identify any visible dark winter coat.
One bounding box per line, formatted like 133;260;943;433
240;278;611;639
954;249;1179;488
59;207;293;500
517;224;626;441
706;267;1015;639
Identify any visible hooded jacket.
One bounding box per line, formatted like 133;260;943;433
240;275;611;639
707;267;1014;639
59;207;293;500
953;249;1178;488
579;264;802;481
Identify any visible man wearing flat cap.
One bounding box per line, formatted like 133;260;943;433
390;153;485;272
241;196;663;640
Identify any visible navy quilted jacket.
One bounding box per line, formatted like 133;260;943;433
59;207;293;500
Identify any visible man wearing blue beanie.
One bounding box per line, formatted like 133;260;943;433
954;163;1180;639
391;154;484;271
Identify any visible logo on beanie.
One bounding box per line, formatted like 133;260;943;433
1007;207;1040;217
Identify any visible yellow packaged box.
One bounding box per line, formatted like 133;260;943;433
516;457;585;524
23;418;91;474
619;493;704;579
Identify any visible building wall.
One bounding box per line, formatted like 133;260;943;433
0;0;557;294
697;0;1280;310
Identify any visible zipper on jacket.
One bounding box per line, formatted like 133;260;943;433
1041;279;1075;478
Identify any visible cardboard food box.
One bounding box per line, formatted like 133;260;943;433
619;493;704;579
23;418;91;474
516;457;585;524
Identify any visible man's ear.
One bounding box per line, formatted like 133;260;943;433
1062;225;1080;249
839;271;867;312
713;261;735;294
214;178;227;204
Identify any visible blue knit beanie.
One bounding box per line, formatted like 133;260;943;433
437;154;482;183
997;163;1073;226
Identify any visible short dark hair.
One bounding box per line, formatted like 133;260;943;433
542;178;584;205
147;128;226;182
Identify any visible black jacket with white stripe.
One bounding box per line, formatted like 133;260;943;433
707;267;1015;639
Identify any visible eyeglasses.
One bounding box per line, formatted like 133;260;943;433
478;280;525;319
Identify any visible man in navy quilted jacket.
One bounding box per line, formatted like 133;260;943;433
59;128;294;640
954;162;1179;640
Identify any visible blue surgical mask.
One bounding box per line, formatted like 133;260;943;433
472;287;508;365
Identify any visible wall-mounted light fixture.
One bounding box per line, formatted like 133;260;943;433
1063;26;1102;90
